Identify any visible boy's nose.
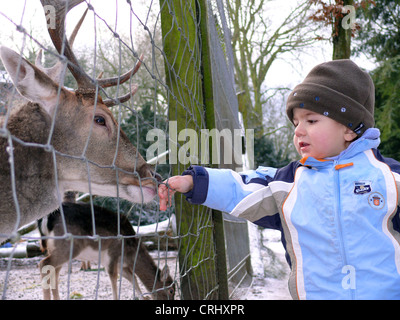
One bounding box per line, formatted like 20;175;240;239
294;123;305;137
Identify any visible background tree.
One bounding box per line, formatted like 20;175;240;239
96;30;168;118
308;0;375;59
370;57;400;160
355;0;400;61
227;0;318;137
355;0;400;160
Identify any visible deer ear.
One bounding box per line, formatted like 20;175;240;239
0;46;60;116
160;265;170;282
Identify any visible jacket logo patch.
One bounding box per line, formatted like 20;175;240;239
354;181;371;195
368;192;385;210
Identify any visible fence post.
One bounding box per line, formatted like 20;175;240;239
160;0;221;299
197;0;230;300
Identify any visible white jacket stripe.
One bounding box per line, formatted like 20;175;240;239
365;150;400;274
282;166;306;300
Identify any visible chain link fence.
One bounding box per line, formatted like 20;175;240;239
0;0;252;300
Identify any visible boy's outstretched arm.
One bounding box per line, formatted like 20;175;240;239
158;165;273;212
158;175;194;211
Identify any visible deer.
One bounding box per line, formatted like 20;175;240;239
0;0;160;240
37;201;175;300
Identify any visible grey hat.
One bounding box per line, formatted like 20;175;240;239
286;59;375;136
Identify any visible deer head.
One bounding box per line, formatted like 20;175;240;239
0;0;158;234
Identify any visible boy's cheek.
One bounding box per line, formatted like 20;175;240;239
293;137;301;155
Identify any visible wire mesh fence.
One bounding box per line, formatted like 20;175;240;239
0;0;252;300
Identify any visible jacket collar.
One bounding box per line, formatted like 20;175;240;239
299;128;381;169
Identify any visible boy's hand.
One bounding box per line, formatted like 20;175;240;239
158;175;194;211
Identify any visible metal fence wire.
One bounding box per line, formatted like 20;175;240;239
0;0;252;300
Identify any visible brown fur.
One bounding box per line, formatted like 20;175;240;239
0;102;56;234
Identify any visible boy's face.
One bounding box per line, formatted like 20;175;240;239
292;108;357;159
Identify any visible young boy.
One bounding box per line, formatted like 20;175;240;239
158;60;400;300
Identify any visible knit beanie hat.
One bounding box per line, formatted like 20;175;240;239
286;59;375;136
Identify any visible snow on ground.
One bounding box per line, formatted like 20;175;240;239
0;222;291;300
0;251;176;300
243;223;291;300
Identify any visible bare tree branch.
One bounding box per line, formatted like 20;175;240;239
228;0;318;135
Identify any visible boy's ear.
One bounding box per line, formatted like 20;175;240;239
344;127;358;142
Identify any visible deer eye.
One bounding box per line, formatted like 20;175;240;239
94;115;106;126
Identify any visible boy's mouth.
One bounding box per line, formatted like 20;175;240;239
299;142;310;149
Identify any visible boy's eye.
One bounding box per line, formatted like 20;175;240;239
307;119;317;124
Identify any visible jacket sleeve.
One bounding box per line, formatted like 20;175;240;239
395;172;400;207
373;149;400;207
182;165;277;213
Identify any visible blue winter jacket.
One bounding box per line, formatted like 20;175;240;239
182;129;400;300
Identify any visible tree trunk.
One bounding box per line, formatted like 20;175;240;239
159;0;222;300
332;0;354;60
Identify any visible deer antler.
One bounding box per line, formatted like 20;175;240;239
98;54;143;88
40;0;93;89
102;53;143;107
40;0;141;107
35;7;88;85
103;83;139;107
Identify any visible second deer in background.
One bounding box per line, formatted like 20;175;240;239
38;201;175;300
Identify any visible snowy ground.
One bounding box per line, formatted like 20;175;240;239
0;251;177;300
0;223;291;300
244;224;291;300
